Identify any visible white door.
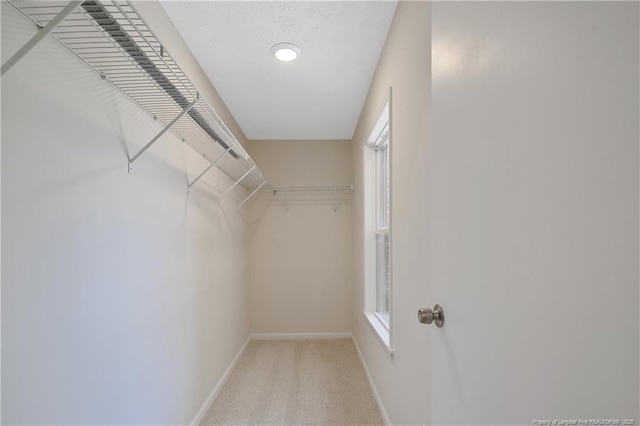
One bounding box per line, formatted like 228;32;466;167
429;2;638;424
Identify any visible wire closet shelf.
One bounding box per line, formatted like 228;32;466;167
268;185;355;212
5;0;268;198
270;185;355;193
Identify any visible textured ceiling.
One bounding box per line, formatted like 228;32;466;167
159;1;397;140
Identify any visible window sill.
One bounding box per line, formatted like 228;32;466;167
363;312;395;358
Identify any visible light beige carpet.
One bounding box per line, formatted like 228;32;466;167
200;339;384;426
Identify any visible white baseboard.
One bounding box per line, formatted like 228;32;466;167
251;332;353;340
189;335;251;426
352;336;391;426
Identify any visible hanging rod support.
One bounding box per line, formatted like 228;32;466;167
334;199;343;213
236;181;267;211
1;0;83;77
187;142;237;191
129;96;199;171
219;166;256;200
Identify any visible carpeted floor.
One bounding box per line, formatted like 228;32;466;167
200;339;384;425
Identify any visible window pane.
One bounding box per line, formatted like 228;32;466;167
376;232;390;324
382;146;389;228
375;145;390;230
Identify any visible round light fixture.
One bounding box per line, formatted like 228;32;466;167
270;42;300;62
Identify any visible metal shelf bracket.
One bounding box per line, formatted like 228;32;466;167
236;181;267;211
1;0;83;77
187;142;237;192
219;166;256;200
129;96;199;173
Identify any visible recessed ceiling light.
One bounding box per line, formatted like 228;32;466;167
270;42;300;62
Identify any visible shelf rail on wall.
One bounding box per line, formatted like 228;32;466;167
4;0;268;199
269;185;355;212
270;185;355;193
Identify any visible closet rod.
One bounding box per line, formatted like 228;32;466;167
1;0;83;77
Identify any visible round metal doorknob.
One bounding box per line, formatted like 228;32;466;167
418;305;444;328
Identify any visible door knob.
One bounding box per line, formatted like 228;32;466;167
418;305;444;328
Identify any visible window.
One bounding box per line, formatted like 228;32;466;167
363;93;392;352
373;113;390;326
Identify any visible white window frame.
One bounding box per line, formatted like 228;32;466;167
363;89;394;355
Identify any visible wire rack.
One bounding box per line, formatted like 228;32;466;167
266;186;354;213
268;185;354;212
270;185;355;193
6;0;266;191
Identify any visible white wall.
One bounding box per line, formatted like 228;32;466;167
430;2;639;423
247;140;353;335
1;2;252;424
351;2;431;424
